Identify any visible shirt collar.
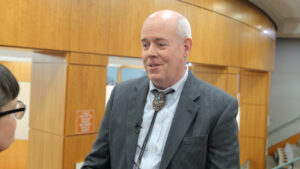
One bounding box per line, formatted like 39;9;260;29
149;66;189;97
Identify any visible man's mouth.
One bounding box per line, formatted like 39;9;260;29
149;64;160;68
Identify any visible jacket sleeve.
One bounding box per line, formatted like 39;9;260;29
81;86;117;169
206;98;240;169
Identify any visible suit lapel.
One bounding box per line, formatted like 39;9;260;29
126;78;149;169
159;72;201;169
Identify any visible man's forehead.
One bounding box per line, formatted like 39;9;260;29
141;23;179;43
141;23;176;38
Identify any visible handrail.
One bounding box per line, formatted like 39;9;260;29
269;115;300;135
271;156;300;169
240;160;249;169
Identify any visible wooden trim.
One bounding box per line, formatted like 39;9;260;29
268;132;300;155
192;64;227;73
67;52;108;66
117;67;121;83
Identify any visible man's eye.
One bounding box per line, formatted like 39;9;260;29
158;43;166;47
142;43;149;48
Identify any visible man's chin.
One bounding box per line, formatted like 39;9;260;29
149;76;168;89
148;75;162;83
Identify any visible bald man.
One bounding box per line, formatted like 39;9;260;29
82;10;240;169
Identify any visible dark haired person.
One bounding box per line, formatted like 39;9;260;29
0;64;26;152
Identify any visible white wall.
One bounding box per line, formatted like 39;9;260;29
106;85;114;105
15;82;30;140
268;38;300;146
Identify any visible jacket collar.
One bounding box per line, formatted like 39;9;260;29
159;71;202;169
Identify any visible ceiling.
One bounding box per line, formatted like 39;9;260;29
249;0;300;38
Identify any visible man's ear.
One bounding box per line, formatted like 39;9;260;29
183;38;192;58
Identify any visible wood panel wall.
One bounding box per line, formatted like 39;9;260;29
192;64;239;98
0;0;275;71
0;61;31;82
27;52;107;169
239;70;271;169
70;0;110;54
0;140;28;169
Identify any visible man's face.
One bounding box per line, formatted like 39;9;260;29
141;16;187;89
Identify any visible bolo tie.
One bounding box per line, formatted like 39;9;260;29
135;89;175;169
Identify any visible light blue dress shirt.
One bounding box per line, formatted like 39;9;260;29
133;67;189;169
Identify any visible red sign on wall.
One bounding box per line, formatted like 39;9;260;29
76;110;95;134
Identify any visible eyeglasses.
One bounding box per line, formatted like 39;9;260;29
0;100;26;120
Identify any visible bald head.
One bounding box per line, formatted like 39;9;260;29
142;10;192;41
141;10;193;89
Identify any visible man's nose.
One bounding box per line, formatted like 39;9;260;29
147;44;158;56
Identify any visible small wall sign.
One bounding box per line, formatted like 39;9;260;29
76;110;95;134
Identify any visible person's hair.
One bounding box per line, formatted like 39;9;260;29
177;14;192;40
0;64;19;111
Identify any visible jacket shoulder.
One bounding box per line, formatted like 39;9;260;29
117;75;148;88
111;76;149;96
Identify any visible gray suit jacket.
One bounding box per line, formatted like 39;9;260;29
82;72;240;169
